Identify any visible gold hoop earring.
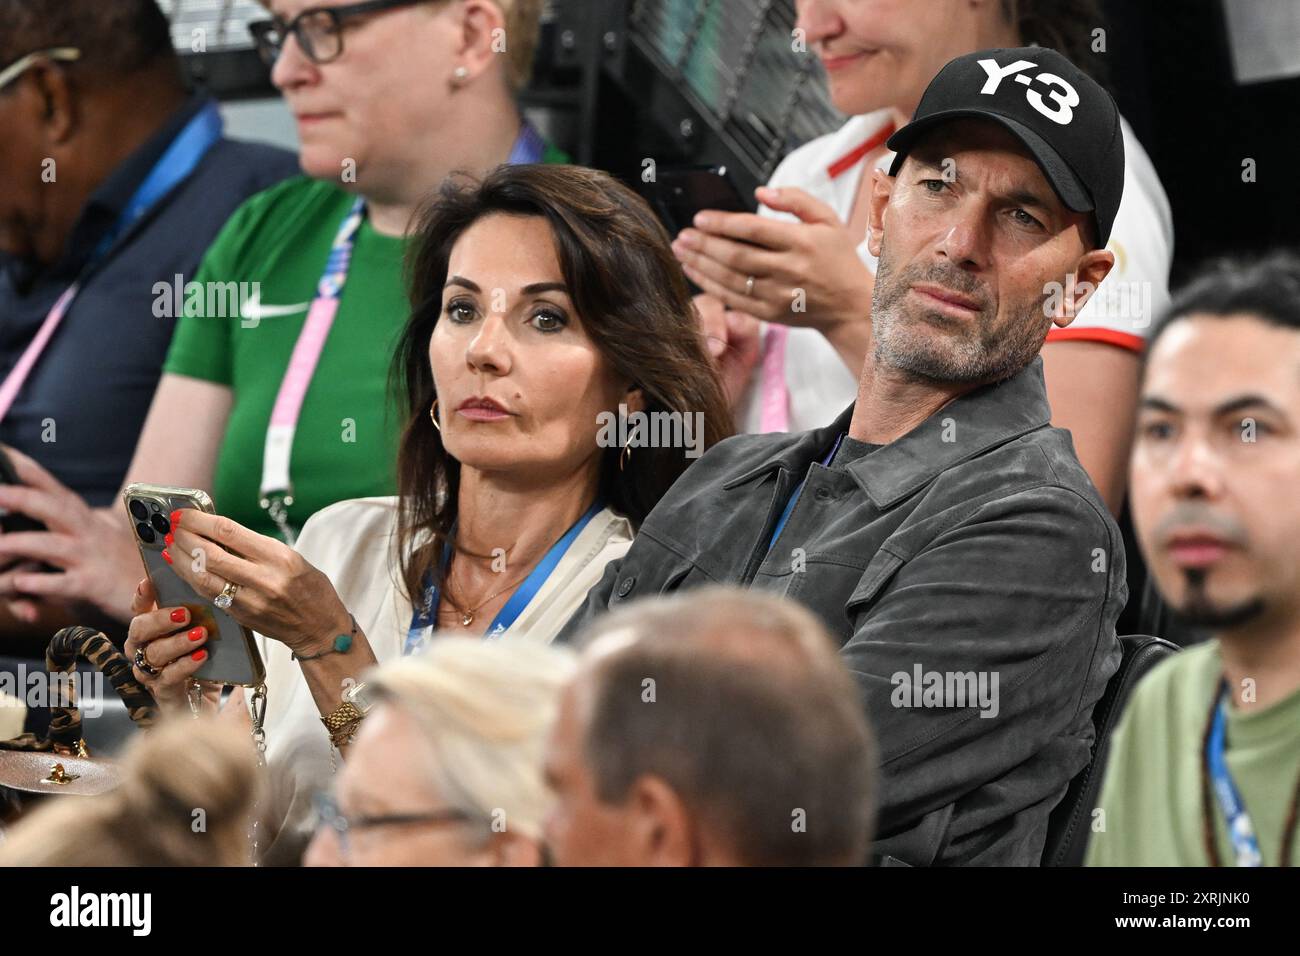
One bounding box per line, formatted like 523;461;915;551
430;399;441;433
619;438;633;472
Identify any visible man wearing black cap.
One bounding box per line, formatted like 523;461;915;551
560;47;1127;866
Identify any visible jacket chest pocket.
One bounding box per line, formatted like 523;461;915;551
842;549;907;621
611;558;704;605
646;560;696;597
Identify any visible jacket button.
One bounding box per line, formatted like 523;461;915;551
616;576;636;598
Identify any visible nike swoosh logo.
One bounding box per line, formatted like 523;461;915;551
239;295;310;320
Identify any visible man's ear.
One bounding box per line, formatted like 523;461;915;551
1052;248;1115;328
24;60;78;146
453;0;508;84
867;169;894;259
628;775;697;867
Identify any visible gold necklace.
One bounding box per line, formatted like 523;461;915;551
440;561;532;627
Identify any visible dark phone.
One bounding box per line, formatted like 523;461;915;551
0;448;47;534
648;164;754;238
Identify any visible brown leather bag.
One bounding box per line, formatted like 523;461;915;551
0;626;159;796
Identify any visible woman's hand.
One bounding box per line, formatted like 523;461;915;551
693;293;762;409
164;508;350;658
124;577;215;712
671;186;875;334
0;447;143;622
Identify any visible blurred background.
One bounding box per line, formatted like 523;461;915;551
174;0;1299;284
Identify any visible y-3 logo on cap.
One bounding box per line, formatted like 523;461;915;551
976;58;1080;125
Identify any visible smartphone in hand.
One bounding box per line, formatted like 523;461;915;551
647;164;753;238
123;483;266;687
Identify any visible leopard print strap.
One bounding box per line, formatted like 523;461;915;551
0;626;159;753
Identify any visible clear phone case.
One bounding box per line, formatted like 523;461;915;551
123;483;266;687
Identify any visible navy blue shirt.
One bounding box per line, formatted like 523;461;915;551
0;95;299;506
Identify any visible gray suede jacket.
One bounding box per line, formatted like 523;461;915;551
558;357;1126;866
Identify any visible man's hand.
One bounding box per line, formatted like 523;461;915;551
0;446;141;622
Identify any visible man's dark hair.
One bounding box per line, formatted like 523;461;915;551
0;0;179;78
576;587;877;867
1148;249;1300;351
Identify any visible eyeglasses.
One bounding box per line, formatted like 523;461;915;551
0;47;81;93
311;791;474;861
248;0;437;67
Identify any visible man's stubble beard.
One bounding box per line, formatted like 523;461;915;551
870;239;1054;385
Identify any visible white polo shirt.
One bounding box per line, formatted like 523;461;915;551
737;108;1175;434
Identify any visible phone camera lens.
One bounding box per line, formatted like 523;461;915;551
150;514;170;535
136;522;156;544
129;500;148;521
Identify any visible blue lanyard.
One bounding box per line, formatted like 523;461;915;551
1205;684;1265;866
91;100;224;262
405;501;604;653
507;118;546;165
766;433;845;552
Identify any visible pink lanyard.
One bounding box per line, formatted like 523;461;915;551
756;120;896;434
0;286;77;421
758;324;791;432
258;198;366;544
0;101;225;423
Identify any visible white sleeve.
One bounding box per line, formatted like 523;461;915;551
1049;117;1173;352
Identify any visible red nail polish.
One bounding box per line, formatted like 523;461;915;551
161;550;172;564
170;509;182;530
188;627;204;642
164;532;174;546
191;649;206;662
170;608;186;623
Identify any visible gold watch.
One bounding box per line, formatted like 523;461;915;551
321;681;371;748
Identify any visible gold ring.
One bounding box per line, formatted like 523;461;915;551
744;275;755;296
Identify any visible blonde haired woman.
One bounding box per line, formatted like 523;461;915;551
0;718;257;866
304;637;574;866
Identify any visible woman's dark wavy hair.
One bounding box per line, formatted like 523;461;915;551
392;163;733;603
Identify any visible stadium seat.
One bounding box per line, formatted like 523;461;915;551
1041;634;1180;866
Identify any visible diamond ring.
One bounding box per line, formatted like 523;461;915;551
214;581;239;610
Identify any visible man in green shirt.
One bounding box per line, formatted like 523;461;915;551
1087;251;1300;867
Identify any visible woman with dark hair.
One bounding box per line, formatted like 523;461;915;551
119;163;731;863
676;0;1172;516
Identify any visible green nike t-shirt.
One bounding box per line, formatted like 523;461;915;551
164;175;408;539
1086;640;1300;866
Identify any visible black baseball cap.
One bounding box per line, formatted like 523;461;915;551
886;46;1125;248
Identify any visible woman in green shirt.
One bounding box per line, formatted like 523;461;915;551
0;0;569;625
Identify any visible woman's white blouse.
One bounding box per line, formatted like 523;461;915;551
249;495;633;864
